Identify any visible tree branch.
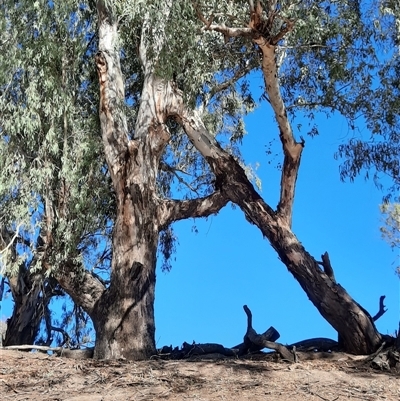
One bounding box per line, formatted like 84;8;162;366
160;162;201;195
193;2;252;39
0;223;23;261
201;64;254;109
372;295;387;322
55;261;105;316
256;42;303;227
159;191;229;229
317;251;336;282
195;1;300;227
95;1;129;184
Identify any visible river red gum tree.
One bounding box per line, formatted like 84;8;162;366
175;2;382;354
58;1;228;360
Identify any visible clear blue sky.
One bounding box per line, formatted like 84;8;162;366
1;73;399;349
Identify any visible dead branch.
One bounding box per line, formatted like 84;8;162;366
317;252;336;282
242;305;294;361
2;344;63;352
372;295;387;322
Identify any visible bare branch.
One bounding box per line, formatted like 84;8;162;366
202;64;254;109
372;295;387;322
317;251;336;282
159;191;229;229
256;43;303;226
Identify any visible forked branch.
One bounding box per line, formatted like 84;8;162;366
194;1;300;226
372;295;387;322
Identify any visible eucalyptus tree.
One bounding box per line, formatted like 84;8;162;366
0;0;250;357
93;0;392;357
0;1;112;345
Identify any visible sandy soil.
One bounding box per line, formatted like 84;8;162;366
0;349;399;401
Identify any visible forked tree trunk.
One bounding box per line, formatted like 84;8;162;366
92;2;169;360
89;128;164;359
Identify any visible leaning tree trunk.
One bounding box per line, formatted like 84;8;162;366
168;85;382;355
175;3;383;355
183;112;382;354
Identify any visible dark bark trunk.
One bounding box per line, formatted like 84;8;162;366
3;270;54;346
91;165;158;359
4;274;42;346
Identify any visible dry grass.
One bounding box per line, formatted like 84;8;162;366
0;349;399;401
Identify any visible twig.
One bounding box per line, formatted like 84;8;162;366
0;223;23;255
309;391;339;401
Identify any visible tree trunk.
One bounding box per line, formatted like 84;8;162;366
93;2;169;360
4;271;43;346
90;142;160;359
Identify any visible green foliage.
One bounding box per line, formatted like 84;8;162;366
0;1;112;275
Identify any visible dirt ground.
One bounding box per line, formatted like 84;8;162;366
0;349;399;401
